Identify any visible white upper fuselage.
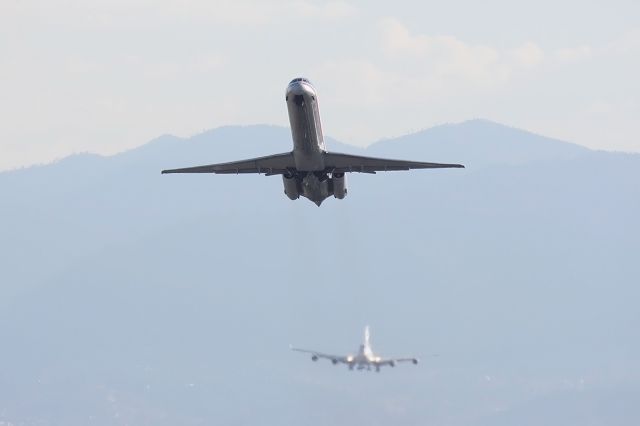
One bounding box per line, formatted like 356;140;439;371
285;78;326;171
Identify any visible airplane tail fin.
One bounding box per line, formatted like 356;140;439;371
364;325;370;346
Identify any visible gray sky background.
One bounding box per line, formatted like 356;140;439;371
1;0;639;170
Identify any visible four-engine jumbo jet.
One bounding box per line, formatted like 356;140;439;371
291;326;418;372
161;77;465;206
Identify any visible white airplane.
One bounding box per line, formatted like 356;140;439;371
162;77;464;206
291;326;418;372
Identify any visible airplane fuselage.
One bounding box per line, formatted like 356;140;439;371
286;78;326;171
350;343;380;370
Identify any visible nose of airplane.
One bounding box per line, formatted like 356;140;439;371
286;78;316;99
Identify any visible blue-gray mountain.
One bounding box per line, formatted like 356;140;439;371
0;120;638;426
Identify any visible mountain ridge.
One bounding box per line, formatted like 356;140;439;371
1;119;619;176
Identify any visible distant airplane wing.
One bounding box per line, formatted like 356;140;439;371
290;347;348;363
161;152;295;175
379;357;419;366
323;152;464;174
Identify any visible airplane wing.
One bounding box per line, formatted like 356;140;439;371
378;357;419;366
290;347;348;363
323;152;464;174
161;152;295;175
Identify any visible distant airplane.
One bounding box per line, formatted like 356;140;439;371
162;77;464;205
291;326;418;372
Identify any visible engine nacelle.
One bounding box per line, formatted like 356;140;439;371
412;358;418;365
389;360;396;367
282;174;300;200
331;359;338;365
332;173;347;199
311;355;319;362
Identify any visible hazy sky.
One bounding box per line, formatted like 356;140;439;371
1;0;639;170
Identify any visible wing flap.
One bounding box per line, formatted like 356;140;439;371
323;152;464;174
161;152;295;175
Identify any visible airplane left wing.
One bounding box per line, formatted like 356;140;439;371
161;152;295;175
324;152;464;174
290;347;348;364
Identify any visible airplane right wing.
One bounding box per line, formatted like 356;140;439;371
379;357;419;366
323;152;464;174
161;152;295;175
290;347;348;364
